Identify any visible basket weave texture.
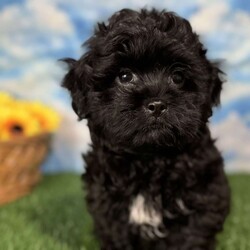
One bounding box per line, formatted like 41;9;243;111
0;133;51;205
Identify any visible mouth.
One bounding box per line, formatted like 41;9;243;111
145;116;165;127
140;118;167;136
132;120;173;148
144;123;163;131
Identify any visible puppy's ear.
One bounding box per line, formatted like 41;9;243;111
210;63;225;107
61;58;90;120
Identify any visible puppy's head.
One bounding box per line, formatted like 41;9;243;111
62;9;224;151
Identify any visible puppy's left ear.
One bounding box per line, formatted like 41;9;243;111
210;63;225;106
60;58;91;120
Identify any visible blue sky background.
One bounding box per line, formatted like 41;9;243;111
0;0;250;172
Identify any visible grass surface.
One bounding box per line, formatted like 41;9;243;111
0;174;250;250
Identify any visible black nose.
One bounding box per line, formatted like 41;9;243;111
147;101;167;116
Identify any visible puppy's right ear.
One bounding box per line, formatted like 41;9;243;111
60;58;89;120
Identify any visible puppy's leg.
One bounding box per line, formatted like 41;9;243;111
84;183;134;249
176;212;218;250
171;178;230;250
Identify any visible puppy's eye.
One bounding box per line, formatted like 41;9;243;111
171;72;185;86
117;70;136;84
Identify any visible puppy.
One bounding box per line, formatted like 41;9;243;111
62;8;230;250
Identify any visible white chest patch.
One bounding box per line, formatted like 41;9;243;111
129;194;162;227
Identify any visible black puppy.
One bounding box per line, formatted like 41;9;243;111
62;8;230;250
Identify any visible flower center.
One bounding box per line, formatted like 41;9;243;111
11;124;24;134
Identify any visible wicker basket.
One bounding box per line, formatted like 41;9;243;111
0;133;51;205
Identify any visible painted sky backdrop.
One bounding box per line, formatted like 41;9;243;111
0;0;250;172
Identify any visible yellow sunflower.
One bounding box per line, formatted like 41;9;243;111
0;107;41;141
21;102;60;132
0;92;60;141
0;92;13;106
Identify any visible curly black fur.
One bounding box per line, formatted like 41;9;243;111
61;8;230;250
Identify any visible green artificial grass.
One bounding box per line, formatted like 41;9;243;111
0;174;250;250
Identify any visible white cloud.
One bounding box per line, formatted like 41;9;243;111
0;60;64;103
56;0;209;10
26;0;72;33
190;2;250;66
0;0;72;34
44;102;91;173
190;2;229;34
0;0;75;68
221;82;250;104
211;112;250;172
50;0;208;22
